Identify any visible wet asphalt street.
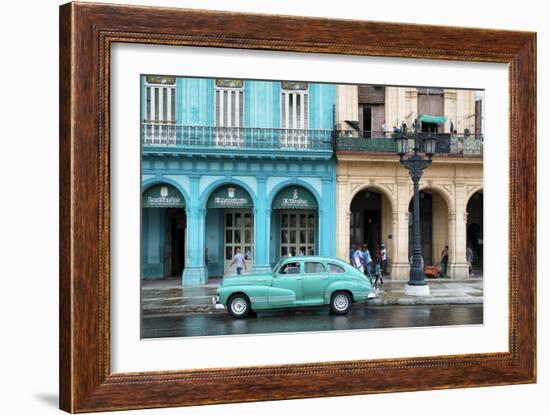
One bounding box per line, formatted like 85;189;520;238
141;304;483;339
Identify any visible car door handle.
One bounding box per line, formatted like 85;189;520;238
321;277;328;280
296;277;303;280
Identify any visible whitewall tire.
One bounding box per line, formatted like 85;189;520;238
228;293;251;319
330;291;352;315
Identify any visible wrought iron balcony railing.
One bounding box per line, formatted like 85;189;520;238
336;130;483;156
141;123;334;151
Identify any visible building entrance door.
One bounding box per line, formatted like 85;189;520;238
170;213;186;277
163;208;186;277
279;211;317;257
350;190;383;257
409;192;433;265
224;209;254;274
363;209;381;254
467;191;484;274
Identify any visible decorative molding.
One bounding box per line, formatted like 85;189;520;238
381;183;395;195
441;184;453;195
337;175;349;184
405;89;418;100
443;90;458;102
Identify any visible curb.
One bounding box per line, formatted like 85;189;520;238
142;297;483;316
368;297;483;306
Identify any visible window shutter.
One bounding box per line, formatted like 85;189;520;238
239;91;244;127
162;87;168;121
303;93;309;129
215;91;221;125
281;92;287;129
230;90;236;127
171;88;176;122
146;87;151;121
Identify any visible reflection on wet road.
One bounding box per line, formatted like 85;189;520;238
141;304;483;339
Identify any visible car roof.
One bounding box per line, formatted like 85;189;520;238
281;256;347;263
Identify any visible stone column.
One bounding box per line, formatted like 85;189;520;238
182;176;208;285
319;177;335;256
253;177;271;273
392;180;411;280
336;175;350;262
449;182;469;278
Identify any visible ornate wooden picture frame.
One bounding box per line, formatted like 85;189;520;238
59;2;536;412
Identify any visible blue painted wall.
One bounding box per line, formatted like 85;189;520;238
176;78;215;126
141;77;147;121
309;83;336;129
141;76;338;284
206;209;224;276
141;158;338;282
142;208;165;279
142;77;336;130
244;81;280;128
270;213;280;267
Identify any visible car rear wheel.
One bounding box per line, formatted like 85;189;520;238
330;291;352;315
228;293;251;319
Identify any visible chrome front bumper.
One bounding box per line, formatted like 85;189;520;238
212;295;225;310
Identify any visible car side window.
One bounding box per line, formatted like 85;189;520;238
278;262;301;275
328;263;345;274
304;262;326;274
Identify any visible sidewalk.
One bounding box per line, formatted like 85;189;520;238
142;276;483;316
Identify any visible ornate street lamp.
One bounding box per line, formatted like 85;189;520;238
394;120;436;296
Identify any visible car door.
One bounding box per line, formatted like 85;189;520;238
302;261;329;304
269;261;303;307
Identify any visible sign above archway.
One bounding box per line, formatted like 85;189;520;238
272;186;318;210
143;183;185;208
207;185;253;209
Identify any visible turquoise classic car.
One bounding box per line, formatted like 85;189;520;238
213;256;377;318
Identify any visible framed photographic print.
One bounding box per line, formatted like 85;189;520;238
59;2;536;412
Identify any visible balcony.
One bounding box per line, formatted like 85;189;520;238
141;123;334;159
336;131;483;157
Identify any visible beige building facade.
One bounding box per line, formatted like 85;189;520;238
385;86;478;134
335;85;484;280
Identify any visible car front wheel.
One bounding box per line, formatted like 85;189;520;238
330;291;352;315
228;293;251;319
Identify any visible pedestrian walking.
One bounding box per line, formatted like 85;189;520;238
439;245;449;278
374;258;384;285
349;244;355;265
380;243;388;275
230;247;247;275
353;245;364;273
466;246;474;276
375;244;382;265
361;244;373;281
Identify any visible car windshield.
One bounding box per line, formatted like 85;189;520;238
272;259;286;274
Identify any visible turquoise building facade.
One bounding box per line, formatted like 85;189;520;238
141;76;337;285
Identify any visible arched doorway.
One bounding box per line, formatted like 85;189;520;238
349;188;393;275
205;184;254;276
270;185;319;261
142;183;186;279
408;189;449;269
467;191;483;276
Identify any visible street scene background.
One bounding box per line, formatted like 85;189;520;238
140;76;484;338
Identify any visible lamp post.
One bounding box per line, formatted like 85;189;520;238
394;120;437;296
